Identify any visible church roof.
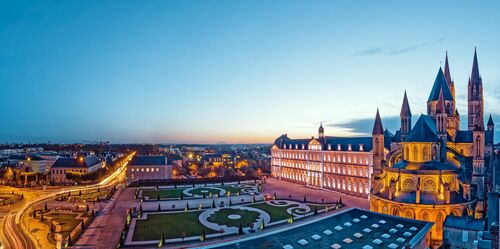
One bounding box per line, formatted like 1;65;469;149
428;67;454;102
372;109;384;135
487;114;494;126
455;130;473;143
400;91;412;117
405;115;440;142
444;51;453;86
392;160;459;171
471;47;481;84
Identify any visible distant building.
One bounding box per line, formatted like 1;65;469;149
443;216;486;248
50;156;104;183
126;156;172;185
271;124;390;197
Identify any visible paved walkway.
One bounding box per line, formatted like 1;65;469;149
262;178;369;210
72;187;133;249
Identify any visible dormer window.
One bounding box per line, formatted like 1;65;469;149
295;144;298;149
302;144;305;150
359;144;364;151
328;144;332;150
289;144;292;149
348;144;352;151
337;144;341;150
283;145;286;149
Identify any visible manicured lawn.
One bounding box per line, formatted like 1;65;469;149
207;208;261;227
248;202;298;222
132;211;218;241
219;185;246;194
141;188;185;199
46;213;82;237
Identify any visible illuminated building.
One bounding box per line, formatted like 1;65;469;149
126;155;172;185
370;50;495;246
271;124;391;197
50;156;104;183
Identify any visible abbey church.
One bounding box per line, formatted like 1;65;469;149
370;49;496;246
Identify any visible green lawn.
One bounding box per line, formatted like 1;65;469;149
141;188;186;199
207;208;260;227
247;202;298;222
46;213;82;237
132;211;218;241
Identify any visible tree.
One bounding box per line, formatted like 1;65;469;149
40;212;44;222
79;190;82;196
238;223;243;235
314;206;318;215
185;202;190;211
273;192;277;200
44;202;48;211
252;195;256;203
180;192;184;200
200;228;206;241
259;219;265;230
158;203;161;212
81;220;85;230
202;193;206;199
339;197;342;205
66;234;72;247
157;194;160;201
158;232;165;247
229;198;232;206
212;200;216;208
303;196;307;203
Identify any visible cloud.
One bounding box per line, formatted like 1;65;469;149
352;38;445;56
327;116;401;135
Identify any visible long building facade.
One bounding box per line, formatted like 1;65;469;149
370;50;496;247
271;125;391;197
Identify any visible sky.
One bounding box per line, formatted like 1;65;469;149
1;1;500;144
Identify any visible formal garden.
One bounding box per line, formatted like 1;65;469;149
136;181;261;201
54;186;117;203
118;196;344;247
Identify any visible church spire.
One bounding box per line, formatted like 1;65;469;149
471;47;481;83
372;108;384;135
444;51;455;98
400;91;412;117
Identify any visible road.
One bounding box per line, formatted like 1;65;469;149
0;152;134;249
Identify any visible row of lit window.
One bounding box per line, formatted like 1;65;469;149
277;172;370;194
273;162;370;177
52;169;86;174
280;143;365;151
272;152;370;165
130;167;160;172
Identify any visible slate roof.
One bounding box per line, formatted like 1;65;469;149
400;91;412;117
372;109;384;135
51;156;101;168
444;216;485;231
392;160;459;171
405;115;440;142
487;114;494;126
273;135;389;152
129;156;166;166
428;67;454;102
8;155;45;161
455;131;473;143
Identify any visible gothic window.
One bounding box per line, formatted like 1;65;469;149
476;136;481;155
423;147;429;161
374;138;379;155
432;146;437;160
422;178;437;192
402;178;416;191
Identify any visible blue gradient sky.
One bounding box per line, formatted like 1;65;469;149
1;1;500;144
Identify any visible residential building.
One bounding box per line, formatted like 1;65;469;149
50;156;104;183
126;156;172;185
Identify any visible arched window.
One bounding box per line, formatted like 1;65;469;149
422;178;437;192
432;146;437;160
374;138;379;155
402;178;416;191
413;146;418;161
476;136;481;155
423;147;429;161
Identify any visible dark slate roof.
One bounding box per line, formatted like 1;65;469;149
428;67;454;102
8;155;44;161
400;91;412;117
471;48;481;84
455;130;473;143
444;51;453;86
444;216;485;231
487;114;494;126
129;156;166;166
392;160;459;171
392;130;402;143
372;109;384;135
405;115;440;142
51;156;101;168
273;135;387;152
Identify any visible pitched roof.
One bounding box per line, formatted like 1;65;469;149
52;156;101;168
129;156;166;166
444;216;485;231
487;114;494;126
400;91;412;117
428;67;454;102
455;130;473;143
444;51;453;86
471;47;481;84
405;115;440;142
372;109;384;135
